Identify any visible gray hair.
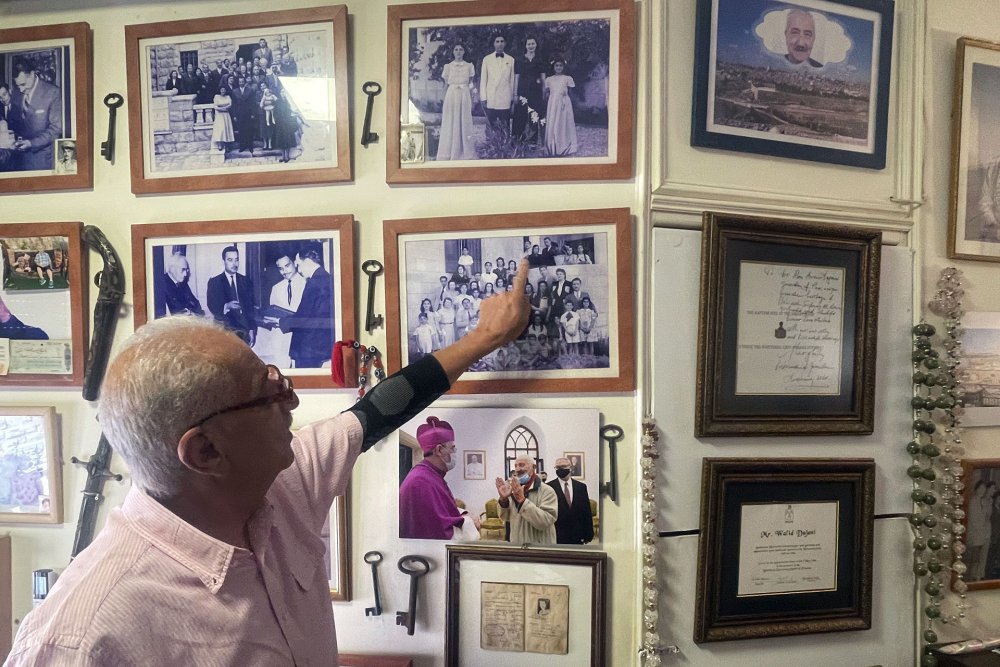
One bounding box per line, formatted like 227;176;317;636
165;252;189;272
514;454;537;469
98;316;249;498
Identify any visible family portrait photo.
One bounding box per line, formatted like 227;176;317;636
694;0;893;168
963;460;1000;589
397;407;600;546
0;408;60;522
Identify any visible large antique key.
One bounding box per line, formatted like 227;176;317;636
362;260;384;334
600;424;624;503
360;81;382;147
100;93;124;162
364;550;383;617
395;555;430;635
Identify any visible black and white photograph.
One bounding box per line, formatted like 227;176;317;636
400;123;426;164
397;407;600;545
962;459;1000;590
692;0;894;168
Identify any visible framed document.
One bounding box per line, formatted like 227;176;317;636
696;213;881;436
446;545;606;666
694;458;875;643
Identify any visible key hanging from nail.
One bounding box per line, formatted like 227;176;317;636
100;93;124;162
362;260;384;334
361;81;382;148
364;550;383;616
395;555;430;635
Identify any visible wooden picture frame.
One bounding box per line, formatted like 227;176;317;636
694;458;875;643
384;208;634;394
960;459;1000;591
386;0;635;184
691;0;894;169
0;222;88;387
131;215;355;389
947;37;1000;262
327;492;351;601
446;545;606;666
696;212;881;436
0;22;92;192
124;6;351;195
0;407;63;524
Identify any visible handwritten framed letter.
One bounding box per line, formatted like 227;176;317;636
696;213;881;436
695;458;875;643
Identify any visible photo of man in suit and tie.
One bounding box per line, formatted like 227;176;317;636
206;245;256;346
548;456;594;545
10;57;63;172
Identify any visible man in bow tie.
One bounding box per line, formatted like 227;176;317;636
479;35;516;134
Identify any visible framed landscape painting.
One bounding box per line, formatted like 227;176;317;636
124;6;350;194
691;0;894;168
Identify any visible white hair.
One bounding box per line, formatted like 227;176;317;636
97;316;249;498
515;454;537;468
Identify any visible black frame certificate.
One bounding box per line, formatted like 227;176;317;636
696;213;881;437
694;458;875;643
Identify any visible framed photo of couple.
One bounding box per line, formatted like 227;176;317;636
124;6;350;195
383;208;634;395
386;0;636;184
130;215;355;389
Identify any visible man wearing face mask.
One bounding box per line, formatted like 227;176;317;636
399;417;481;540
548;457;594;544
495;454;557;545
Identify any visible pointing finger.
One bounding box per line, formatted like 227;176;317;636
512;259;529;296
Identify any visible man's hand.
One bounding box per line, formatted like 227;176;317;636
472;514;482;531
12;139;30;151
510;476;525;504
495;477;512;501
222;300;241;315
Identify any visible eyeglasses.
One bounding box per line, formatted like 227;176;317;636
189;365;295;429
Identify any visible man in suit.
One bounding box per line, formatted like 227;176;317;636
254;38;275;69
479;35;516;133
230;76;257;152
11;60;62;171
263;254;306;368
179;63;198;95
278;242;334;368
207;61;225;97
550;268;572;322
548;457;594;545
0;83;15;125
206;245;256;346
161;253;204;317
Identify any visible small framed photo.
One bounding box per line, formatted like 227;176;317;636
384;208;634;394
322;492;350;601
960;459;1000;590
0;222;88;387
124;6;351;195
131;215;355;388
696;212;881;436
400;123;426;164
463;450;486;480
0;407;62;524
563;451;585;480
955;312;1000;427
948;38;1000;262
691;0;894;169
695;458;875;643
0;22;92;192
446;545;607;666
386;0;635;184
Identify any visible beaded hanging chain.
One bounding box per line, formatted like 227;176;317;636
910;267;967;667
355;341;384;401
638;417;675;665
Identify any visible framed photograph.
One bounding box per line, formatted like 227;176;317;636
0;407;62;524
954;312;1000;427
384;208;634;394
446;545;606;666
947;38;1000;262
564;451;585;480
124;6;350;195
694;458;875;643
691;0;894;169
0;222;87;387
322;492;350;601
696;212;881;436
399;407;600;544
0;22;92;192
131;215;355;389
960;459;1000;591
385;0;635;184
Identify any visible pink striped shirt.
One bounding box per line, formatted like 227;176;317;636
5;412;363;666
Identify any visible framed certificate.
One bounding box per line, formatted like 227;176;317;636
696;213;881;436
694;458;875;643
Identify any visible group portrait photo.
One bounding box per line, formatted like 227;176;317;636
963;461;1000;589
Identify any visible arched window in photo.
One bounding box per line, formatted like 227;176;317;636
504;424;541;477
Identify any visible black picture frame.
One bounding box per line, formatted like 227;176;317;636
696;213;881;437
691;0;894;169
694;458;875;643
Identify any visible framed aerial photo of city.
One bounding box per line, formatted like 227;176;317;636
0;22;92;193
383;208;634;394
131;215;355;388
124;6;350;195
385;0;636;184
956;311;1000;427
691;0;894;169
696;213;881;436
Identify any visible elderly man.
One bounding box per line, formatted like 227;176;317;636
784;9;822;67
6;263;530;665
11;59;62;171
161;252;204;316
398;417;480;540
548;457;594;544
495;454;557;545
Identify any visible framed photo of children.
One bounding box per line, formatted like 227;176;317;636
385;0;635;184
691;0;894;169
960;459;1000;591
124;6;350;195
0;22;92;193
383;208;635;394
0;407;63;524
0;222;88;387
131;216;355;389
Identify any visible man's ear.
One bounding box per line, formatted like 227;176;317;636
177;428;227;478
